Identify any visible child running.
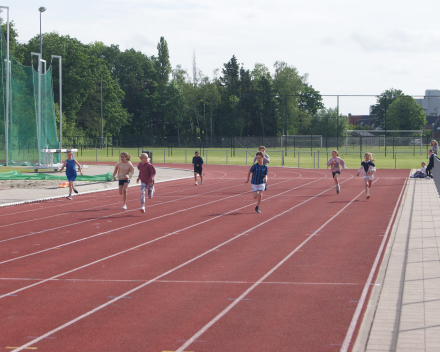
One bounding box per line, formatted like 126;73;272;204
113;152;134;209
357;152;376;199
253;146;270;190
245;151;268;213
192;151;204;185
137;153;156;213
59;150;82;200
326;149;347;194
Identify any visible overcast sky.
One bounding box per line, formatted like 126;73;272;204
4;0;440;114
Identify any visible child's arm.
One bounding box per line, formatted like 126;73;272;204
357;166;362;176
113;164;119;181
128;163;134;179
326;158;333;167
59;160;67;172
340;159;347;169
74;160;83;175
264;154;270;164
147;165;156;185
245;171;252;183
136;164;141;183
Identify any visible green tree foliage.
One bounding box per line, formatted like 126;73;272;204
386;96;426;131
370;88;404;129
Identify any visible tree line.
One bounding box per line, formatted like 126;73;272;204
1;19;428;144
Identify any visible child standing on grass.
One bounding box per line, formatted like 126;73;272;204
253;146;270;190
326;149;347;194
192;151;204;185
60;150;82;200
245;151;268;214
113;152;134;209
137;153;156;213
357;152;376;199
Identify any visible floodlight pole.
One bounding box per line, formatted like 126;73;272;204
1;6;9;166
51;55;62;149
31;52;42;165
100;55;105;149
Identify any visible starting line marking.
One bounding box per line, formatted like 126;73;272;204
6;348;37;350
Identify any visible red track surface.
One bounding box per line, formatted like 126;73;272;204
0;164;408;352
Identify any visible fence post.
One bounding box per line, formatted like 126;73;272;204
206;150;208;164
314;152;315;169
246;152;247;166
163;149;165;163
185;150;187;164
298;151;300;168
318;151;319;169
395;152;397;169
226;150;228;165
281;151;284;167
119;149;120;158
327;151;329;168
96;148;97;162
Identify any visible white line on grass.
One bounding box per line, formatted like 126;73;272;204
10;175;353;352
175;178;371;352
339;177;408;352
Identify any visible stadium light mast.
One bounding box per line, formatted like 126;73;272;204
100;55;105;149
32;52;42;165
0;6;9;166
51;55;62;149
39;7;46;60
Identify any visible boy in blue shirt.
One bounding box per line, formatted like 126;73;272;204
245;151;268;213
192;151;204;185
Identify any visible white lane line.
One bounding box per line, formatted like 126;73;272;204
0;178;234;229
340;177;408;352
175;178;368;352
0;177;272;244
0;277;364;285
10;175;353;352
0;175;315;265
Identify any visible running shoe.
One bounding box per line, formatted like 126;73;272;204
73;188;79;194
336;186;340;194
255;206;261;214
140;206;145;213
265;184;267;191
201;180;203;185
366;194;370;199
66;195;72;200
195;182;198;185
122;204;127;210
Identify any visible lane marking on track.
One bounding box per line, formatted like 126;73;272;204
0;176;328;301
340;177;408;352
0;177;276;244
0;277;364;285
0;178;235;230
174;178;372;352
9;175;354;352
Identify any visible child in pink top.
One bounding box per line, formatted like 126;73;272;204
326;149;347;194
137;153;156;213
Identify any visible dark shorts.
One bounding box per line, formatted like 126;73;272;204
194;167;203;175
119;179;130;186
66;173;77;182
332;171;341;178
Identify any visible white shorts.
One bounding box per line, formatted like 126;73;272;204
252;184;265;192
363;175;374;181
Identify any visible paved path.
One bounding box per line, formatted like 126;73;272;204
0;165;192;206
355;175;440;352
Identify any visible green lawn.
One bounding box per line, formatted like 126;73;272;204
0;166;53;173
69;146;427;170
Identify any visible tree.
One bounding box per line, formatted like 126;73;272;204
386;96;426;130
370;88;404;129
220;55;239;96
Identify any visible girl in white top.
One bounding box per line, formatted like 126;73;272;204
113;152;134;209
357;152;376;199
326;149;347;194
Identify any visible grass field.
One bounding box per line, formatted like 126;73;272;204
0;145;429;170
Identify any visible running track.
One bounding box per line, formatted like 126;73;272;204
0;164;408;352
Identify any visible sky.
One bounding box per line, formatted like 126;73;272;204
3;0;440;114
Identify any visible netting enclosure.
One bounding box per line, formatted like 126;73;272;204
0;24;59;166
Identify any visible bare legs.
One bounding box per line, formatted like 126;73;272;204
253;191;263;206
119;182;129;206
364;178;372;198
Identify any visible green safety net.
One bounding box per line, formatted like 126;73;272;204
0;170;114;181
0;24;60;166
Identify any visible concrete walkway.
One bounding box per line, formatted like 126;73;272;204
355;176;440;351
0;165;192;206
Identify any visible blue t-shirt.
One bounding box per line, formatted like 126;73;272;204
65;159;77;175
192;156;204;167
249;163;267;185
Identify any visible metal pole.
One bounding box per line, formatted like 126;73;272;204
384;96;387;157
32;52;42;165
285;95;288;156
298;151;300;168
1;7;10;166
395;152;397;169
337;95;339;150
51;55;62;149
